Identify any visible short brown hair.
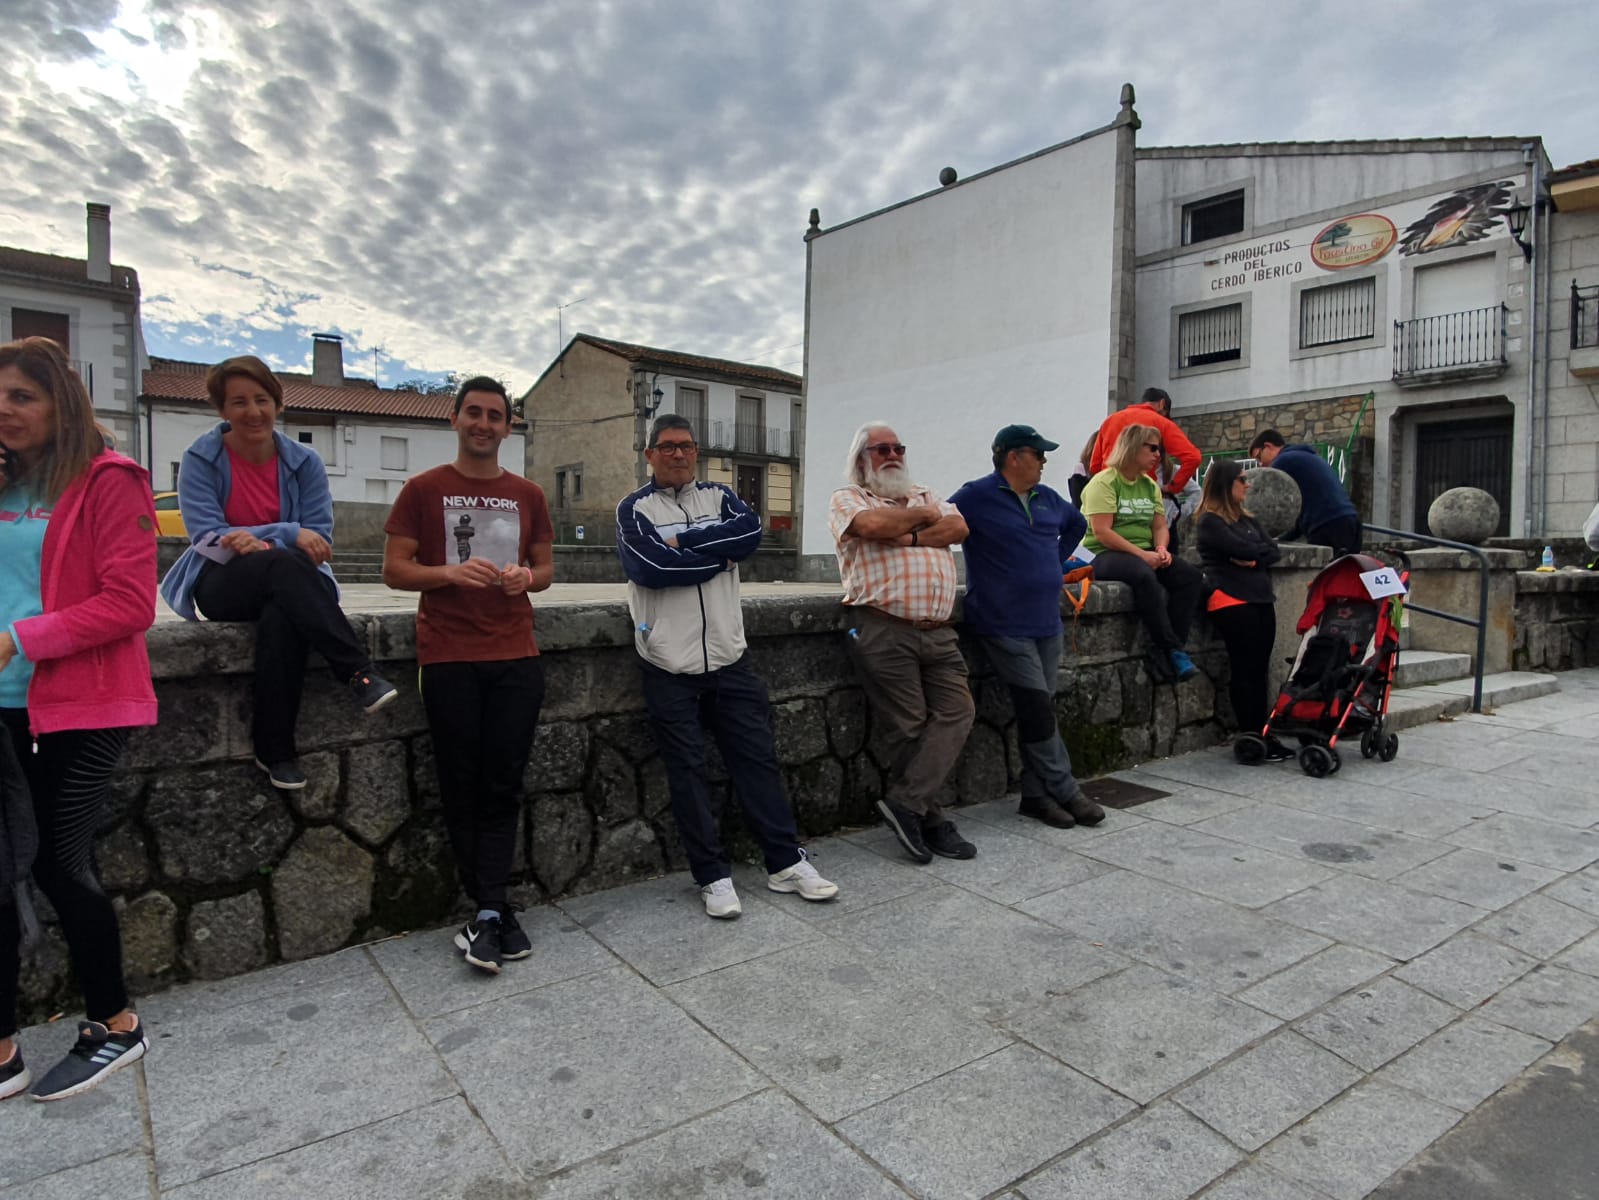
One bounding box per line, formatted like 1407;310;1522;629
1248;429;1285;455
205;356;283;412
0;337;106;504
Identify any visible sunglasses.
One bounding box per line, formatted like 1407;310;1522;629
866;442;907;457
1144;442;1164;454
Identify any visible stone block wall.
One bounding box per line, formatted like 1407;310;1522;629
1513;569;1599;671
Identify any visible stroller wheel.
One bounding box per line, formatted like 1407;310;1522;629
1379;733;1400;762
1299;744;1334;778
1326;746;1342;775
1360;729;1379;759
1234;735;1267;766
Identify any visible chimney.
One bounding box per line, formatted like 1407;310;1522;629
311;333;345;387
86;203;111;283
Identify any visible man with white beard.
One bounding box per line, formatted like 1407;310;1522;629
828;423;978;864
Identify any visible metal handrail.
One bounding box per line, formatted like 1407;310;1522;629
1364;524;1489;712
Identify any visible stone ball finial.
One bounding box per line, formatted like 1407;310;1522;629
1427;486;1500;545
1247;466;1302;539
939;167;958;187
1120;82;1136;109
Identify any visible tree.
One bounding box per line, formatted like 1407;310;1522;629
1318;222;1354;248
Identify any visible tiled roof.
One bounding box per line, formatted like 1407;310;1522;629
1551;158;1599;179
567;334;802;388
0;246;139;291
142;360;456;421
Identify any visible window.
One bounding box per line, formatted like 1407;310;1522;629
298;431;314;444
1183;190;1245;245
170;462;181;489
10;308;70;352
1178;303;1243;368
571;469;583;501
1300;277;1378;348
674;385;707;436
555;471;568;508
736;392;764;453
153;493;180;511
380;435;408;471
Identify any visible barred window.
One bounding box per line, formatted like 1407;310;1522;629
1178;303;1243;368
1300;277;1377;348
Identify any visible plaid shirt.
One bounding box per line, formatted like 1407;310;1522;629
828;484;960;621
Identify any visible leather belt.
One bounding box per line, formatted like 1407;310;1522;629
861;605;954;630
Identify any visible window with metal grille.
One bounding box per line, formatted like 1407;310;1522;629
1182;190;1245;245
1300;277;1377;348
1178;303;1243;367
674;385;706;437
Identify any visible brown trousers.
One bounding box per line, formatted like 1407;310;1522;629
848;609;976;823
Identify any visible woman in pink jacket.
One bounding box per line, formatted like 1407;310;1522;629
0;337;158;1103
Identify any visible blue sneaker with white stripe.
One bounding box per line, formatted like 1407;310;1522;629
29;1018;147;1102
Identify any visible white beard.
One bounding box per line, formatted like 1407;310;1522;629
863;461;916;501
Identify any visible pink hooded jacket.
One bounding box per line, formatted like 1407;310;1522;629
10;452;159;736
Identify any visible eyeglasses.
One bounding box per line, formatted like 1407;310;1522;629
651;441;698;456
866;442;907;458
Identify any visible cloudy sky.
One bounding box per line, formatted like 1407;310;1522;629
3;0;1593;391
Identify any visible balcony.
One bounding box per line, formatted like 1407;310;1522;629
1571;282;1599;378
704;421;796;459
1392;304;1508;387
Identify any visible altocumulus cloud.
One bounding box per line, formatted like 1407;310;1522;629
0;0;1593;386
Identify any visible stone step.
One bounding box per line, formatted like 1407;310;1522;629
1392;650;1473;688
333;569;386;583
1383;671;1561;731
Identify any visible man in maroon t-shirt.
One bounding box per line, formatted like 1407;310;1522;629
383;377;553;975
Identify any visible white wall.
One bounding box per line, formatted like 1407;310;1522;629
653;371;800;453
1;280;134;444
801;128;1122;553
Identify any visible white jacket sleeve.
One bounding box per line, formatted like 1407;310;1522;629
1584;500;1599;552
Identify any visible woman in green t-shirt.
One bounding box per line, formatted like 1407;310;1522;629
1080;424;1204;682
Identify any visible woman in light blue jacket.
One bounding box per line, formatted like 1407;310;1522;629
160;357;396;790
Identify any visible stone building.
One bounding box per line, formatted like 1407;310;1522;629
522;334;803;545
1542;158;1599;536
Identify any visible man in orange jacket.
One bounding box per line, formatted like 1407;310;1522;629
1089;388;1202;499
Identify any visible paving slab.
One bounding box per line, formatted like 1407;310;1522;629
527;1088;907;1200
1131;751;1284;798
1553;929;1599;977
821;887;1126;1022
1392;931;1539;1008
1260;874;1478;961
1005;964;1280;1104
1443;812;1599;872
1263;776;1495;840
1196;1163;1339;1199
162;1096;510;1199
135;946;371;1023
848;821;1113;905
1172;1030;1362;1151
424;965;763;1178
1391;728;1536;774
1294;977;1459;1072
142;964;456;1189
1194;804;1453;882
955;795;1154;846
729;835;941;924
1073;821;1335;908
1390;763;1599;828
1017;1102;1241;1200
1389;847;1560;911
1544;864;1599;916
1471;892;1599;957
556;871;821;985
1234;944;1397;1022
1474;963;1599;1042
1373;1015;1551;1112
1104;778;1259;827
665;938;1010;1122
1020;870;1329;992
367;910;617;1019
1257;1081;1461;1200
0;1153;152;1200
837;1043;1133;1200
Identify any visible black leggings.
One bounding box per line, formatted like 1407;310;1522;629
1090;551;1203;652
0;710;130;1039
1208;603;1277;734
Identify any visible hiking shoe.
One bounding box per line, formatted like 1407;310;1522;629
254;758;307;791
768;849;839;901
876;799;933;864
350;669;398;714
1018;795;1075;829
455;919;504;974
1063;791;1106;827
702;878;742;919
0;1045;29;1101
29;1019;147;1102
499;910;533;960
1168;649;1199;681
923;820;976;859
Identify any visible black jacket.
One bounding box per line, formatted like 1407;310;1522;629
1195;512;1281;605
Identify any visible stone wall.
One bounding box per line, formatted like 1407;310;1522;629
16;546;1331;1020
1513;569;1599;671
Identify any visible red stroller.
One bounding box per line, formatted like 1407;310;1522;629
1234;553;1406;777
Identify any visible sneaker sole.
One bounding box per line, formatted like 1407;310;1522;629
362;688;399;715
252;759;307;791
0;1068;30;1101
767;880;839;901
501;948;533;961
927;844;977;860
463;951;502;974
875;800;933;864
30;1039;146;1102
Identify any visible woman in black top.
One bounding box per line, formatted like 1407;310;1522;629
1195;460;1289;761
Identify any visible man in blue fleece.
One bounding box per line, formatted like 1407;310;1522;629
1249;429;1361;556
951;425;1105;830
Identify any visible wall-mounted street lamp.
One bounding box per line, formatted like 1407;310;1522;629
1504;202;1534;261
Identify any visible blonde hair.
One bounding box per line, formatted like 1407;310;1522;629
1106;423;1160;476
0;337;106;504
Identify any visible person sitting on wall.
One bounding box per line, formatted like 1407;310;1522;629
160;356;396;792
1090;387;1203;507
1081;424;1205;683
951;424;1106;830
1248;429;1361;556
617;415;838;920
829;422;979;864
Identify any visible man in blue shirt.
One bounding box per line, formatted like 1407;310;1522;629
1248;430;1361;556
951;425;1105;830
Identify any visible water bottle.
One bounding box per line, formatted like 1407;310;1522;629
1538;546;1556;572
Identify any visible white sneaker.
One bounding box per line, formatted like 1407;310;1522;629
701;877;742;919
768;851;839;902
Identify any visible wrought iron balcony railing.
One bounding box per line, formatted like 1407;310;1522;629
1393;305;1506;381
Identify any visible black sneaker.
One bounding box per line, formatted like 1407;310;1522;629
350;669;398;714
923;820;976;859
500;910;532;961
0;1045;29;1101
1264;738;1294;763
876;799;933;864
454;919;503;974
29;1019;147;1102
1018;795;1075;829
1062;791;1107;827
254;758;307;791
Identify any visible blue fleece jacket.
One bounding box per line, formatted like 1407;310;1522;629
950;471;1088;638
159;425;339;620
1272;444;1356;537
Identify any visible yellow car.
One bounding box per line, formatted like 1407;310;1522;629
152;492;187;537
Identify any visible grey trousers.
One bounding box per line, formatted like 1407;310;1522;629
979;633;1082;804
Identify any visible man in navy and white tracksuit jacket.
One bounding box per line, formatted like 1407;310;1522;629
616;415;837;919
